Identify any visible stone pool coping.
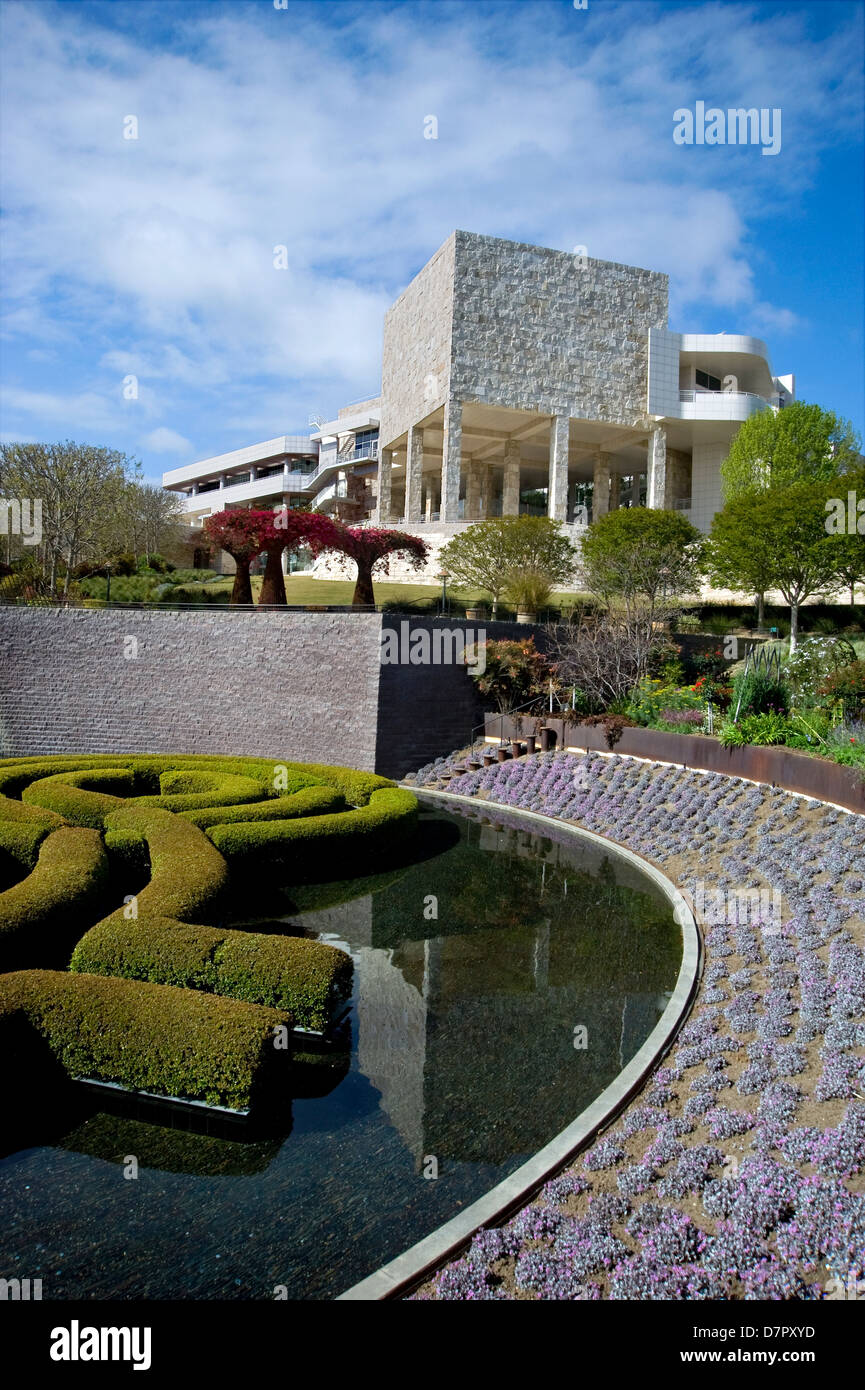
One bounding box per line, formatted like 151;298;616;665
335;789;702;1302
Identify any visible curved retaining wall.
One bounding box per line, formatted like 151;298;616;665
492;715;865;815
337;789;701;1301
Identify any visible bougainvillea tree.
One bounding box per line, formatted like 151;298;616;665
203;508;342;606
258;508;342;606
321;526;430;606
202;509;263;605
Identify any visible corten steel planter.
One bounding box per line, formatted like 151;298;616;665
525;735;537;756
539;727;557;752
496;747;511;763
483;754;495;768
510;740;525;759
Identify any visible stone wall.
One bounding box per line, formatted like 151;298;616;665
0;608;545;779
379;234;456;449
449;232;668;426
0;608;382;770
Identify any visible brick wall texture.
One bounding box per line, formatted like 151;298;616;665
0;609;543;778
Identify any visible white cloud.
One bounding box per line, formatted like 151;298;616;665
0;0;860;452
141;427;194;455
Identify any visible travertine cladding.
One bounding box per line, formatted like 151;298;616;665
379;234;456;448
0;609;382;770
449;232;668;425
311;521;588;586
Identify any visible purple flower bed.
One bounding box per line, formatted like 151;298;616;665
414;747;865;1302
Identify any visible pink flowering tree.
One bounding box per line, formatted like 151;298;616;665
202;510;262;605
321;525;430;606
257;508;343;606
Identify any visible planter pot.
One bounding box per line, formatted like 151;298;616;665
483;754;495;768
496;747;511;762
525;735;537;755
516;610;536;625
465;607;487;621
539;727;557;752
510;740;524;758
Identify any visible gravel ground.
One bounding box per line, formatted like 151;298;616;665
404;747;865;1301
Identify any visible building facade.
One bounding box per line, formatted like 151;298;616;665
163;230;794;578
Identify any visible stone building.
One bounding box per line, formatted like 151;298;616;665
163;230;794;579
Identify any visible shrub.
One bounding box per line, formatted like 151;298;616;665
133;771;267;812
178;784;344;829
470;637;554;713
70;916;352;1031
720;713;791;747
580;714;638;749
0;828;109;967
626;677;704;726
818;661;865;712
206;787;418;872
0;969;289;1109
21;768;133;827
102;806;229;919
730;667;790;718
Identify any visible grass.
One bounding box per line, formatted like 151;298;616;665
108;572;594;612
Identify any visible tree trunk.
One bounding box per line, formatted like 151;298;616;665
352;560;375;606
789;600;799;653
258;547;287;605
229;558;254;605
756;591;765;631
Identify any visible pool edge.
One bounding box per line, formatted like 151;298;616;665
335;789;702;1302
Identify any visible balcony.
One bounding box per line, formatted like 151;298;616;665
676;389;774;422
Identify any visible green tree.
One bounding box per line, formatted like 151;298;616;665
580;507;703;621
0;441;132;595
822;461;865;603
719;402;862;627
708;483;847;651
440;516;578;616
722;401;861;496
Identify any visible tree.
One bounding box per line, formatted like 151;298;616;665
258;508;342;605
720;402;862;626
320;525;429;606
722;400;862;495
202;510;263;604
580;507;703;632
546;609;673;709
203;508;342;605
1;440;132;595
707;483;847;651
439;517;579;616
822;460;865;604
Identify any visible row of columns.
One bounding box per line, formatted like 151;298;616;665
377;406;669;525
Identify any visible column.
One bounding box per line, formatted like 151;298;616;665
377;448;393;523
502;439;520;516
483;462;495;518
548;414;569;521
440;398;462;522
465;459;482;520
609;473;621;511
406;425;424;524
592;451;611;519
647;427;667;509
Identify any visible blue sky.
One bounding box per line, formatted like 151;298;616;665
0;0;862;486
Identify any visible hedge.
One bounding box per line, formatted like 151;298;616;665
70;915;352;1031
102;806;229;920
22;769;132;827
0;968;289;1109
205;786;418;872
177;784;344;830
0;828;110;967
132;771;269;812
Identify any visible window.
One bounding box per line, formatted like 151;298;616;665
695;369;722;391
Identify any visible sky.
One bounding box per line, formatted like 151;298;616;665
0;0;863;487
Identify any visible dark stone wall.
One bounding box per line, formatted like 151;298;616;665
0;609;542;777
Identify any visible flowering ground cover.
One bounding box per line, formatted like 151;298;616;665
406;749;865;1300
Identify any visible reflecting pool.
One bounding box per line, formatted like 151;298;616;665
0;800;681;1300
